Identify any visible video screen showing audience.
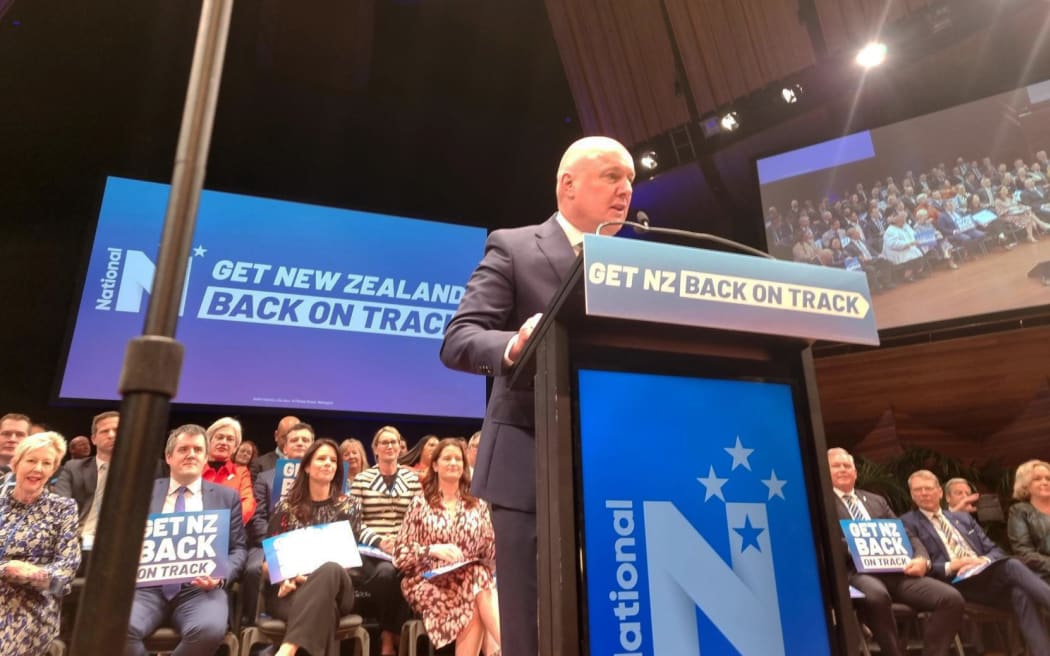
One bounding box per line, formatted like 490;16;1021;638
756;78;1050;331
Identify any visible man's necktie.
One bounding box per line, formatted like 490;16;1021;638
82;462;108;539
933;513;976;559
843;493;864;520
162;486;188;600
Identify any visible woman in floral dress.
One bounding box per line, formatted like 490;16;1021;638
0;432;81;656
395;438;500;655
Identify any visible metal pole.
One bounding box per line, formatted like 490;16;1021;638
69;0;234;652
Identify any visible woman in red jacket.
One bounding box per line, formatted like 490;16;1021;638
203;416;256;523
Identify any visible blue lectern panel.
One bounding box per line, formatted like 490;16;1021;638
577;369;832;656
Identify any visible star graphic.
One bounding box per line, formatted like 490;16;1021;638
724;436;754;471
762;469;788;500
733;514;764;553
697;465;728;502
193;245;207;257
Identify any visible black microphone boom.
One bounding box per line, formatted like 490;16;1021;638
595;211;774;260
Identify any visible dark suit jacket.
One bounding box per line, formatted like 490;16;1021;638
254;450;278;474
149;478;248;583
900;508;1005;581
249;469;275;546
833;489;931;570
54;457;101;523
440;214;576;512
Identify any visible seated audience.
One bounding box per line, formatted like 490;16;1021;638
827;237;848;267
827;449;962;656
203;417;256;524
466;431;481;477
880;212;926;281
265;439;379;656
67;436;92;461
0;413;32;484
1007;459;1050;584
235;440;259;470
395;438;500;656
400;434;439;483
352;425;423;654
1019;177;1050;221
994;185;1046;242
0;432;80;656
901;469;1050;656
792;229;831;265
55;410;119;551
246;422;316;628
340;438;369;479
255;415;301;475
943;478;979;513
913;209;957;269
125;425;247;656
843;228;894;292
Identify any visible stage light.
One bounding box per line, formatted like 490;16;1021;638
719;111;740;132
855;42;887;68
639;150;659;171
781;84;803;104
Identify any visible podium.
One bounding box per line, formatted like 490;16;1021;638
510;234;878;655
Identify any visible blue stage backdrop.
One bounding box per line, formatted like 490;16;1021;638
59;176;487;418
577;370;832;656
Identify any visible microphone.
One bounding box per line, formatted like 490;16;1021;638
596;212;775;260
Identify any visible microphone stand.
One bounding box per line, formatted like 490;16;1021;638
69;1;234;651
595;214;775;260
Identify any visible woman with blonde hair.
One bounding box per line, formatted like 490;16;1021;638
1008;459;1050;583
0;432;81;655
340;438;369;479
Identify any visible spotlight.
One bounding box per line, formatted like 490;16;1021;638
855;42;887;68
639;150;659;171
780;84;803;104
719;111;740;132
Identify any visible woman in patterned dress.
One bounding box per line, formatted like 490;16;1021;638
0;432;81;656
395;438;501;655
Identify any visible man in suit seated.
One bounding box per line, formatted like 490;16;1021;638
944;478;979;514
1020;177;1050;221
827;449;963;656
901;469;1050;655
243;422;315;626
125;424;247;656
844;227;894;292
55;411;119;555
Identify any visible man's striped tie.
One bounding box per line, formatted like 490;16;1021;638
843;493;864;520
934;513;976;559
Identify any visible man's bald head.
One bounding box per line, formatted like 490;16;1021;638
555;136;635;235
275;415;300;448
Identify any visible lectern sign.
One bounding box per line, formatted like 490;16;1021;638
577;370;832;655
582;234;879;345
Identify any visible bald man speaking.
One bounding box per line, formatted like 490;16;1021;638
441;136;635;654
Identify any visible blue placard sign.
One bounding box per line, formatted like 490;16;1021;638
839;519;913;573
582;234;879;345
272;458;351;510
578;370;832;655
136;509;230;587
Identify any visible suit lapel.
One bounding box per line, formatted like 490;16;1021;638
149;480;167;514
534;215;576;283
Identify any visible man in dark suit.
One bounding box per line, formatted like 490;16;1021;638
827;449;963;656
901;469;1050;655
55;411;119;550
441;136;635;655
252;415;300;475
125;424;247;656
1020;177;1050;221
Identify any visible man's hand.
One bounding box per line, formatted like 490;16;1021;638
277;574;308;598
949;492;979;513
948;557;986;576
902;557;928;577
506;314;542;364
191;576;223;591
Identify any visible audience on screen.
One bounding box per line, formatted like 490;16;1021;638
1;432;81;656
764;149;1050;290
